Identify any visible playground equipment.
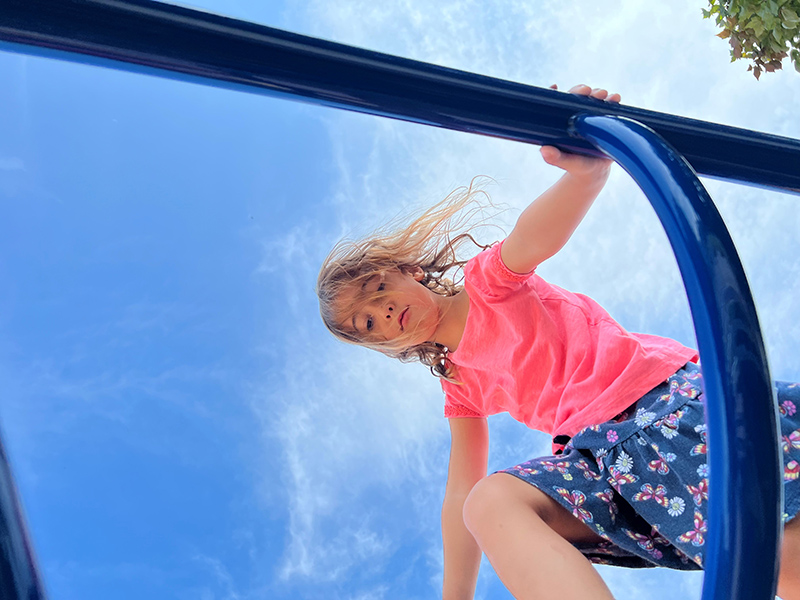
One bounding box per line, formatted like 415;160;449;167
2;1;800;598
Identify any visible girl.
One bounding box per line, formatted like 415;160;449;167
316;85;800;600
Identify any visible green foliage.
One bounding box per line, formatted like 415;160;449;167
703;0;800;79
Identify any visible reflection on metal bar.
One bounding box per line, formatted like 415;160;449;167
1;0;800;193
0;437;47;599
571;114;782;600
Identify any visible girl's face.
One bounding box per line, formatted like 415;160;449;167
336;268;442;349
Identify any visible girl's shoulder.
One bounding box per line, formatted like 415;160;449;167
464;241;536;298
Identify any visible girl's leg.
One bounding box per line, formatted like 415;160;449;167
462;472;615;600
779;517;800;600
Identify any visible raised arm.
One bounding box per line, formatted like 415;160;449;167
442;416;489;600
501;85;620;274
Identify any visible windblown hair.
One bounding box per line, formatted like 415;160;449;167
316;178;498;380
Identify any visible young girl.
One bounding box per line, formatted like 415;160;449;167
316;85;800;600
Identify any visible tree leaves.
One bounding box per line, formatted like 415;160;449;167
704;0;800;78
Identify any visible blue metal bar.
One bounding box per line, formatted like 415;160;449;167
1;0;800;194
571;114;782;600
0;437;47;600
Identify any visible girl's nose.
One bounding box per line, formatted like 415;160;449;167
384;304;395;320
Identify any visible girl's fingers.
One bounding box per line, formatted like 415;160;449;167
567;83;592;95
556;85;621;104
540;146;562;165
591;89;621;103
590;88;609;100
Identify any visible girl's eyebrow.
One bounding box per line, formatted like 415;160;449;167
354;274;380;304
362;274;380;290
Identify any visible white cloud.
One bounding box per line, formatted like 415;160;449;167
191;555;243;600
256;336;446;582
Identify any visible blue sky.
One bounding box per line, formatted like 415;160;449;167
1;1;799;599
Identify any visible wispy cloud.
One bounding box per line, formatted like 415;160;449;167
192;555;243;600
0;157;24;171
253;334;446;583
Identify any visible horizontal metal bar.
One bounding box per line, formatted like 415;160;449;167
1;0;799;194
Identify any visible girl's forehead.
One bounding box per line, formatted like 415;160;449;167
345;271;382;296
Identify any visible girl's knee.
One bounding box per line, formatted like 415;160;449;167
461;475;494;534
782;516;800;556
779;518;800;599
462;473;550;534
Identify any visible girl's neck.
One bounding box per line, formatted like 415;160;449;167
433;289;470;352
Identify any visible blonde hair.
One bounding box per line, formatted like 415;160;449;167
316;178;497;380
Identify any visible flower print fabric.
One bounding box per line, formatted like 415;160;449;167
501;363;800;569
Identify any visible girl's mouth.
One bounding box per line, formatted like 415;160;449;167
399;307;409;331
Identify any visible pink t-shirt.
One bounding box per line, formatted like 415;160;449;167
442;242;698;438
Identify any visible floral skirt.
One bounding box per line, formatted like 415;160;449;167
501;363;800;570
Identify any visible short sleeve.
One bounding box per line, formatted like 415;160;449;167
444;403;485;419
491;240;535;281
464;241;535;298
442;380;485;419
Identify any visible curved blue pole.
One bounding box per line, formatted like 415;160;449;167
571;115;782;600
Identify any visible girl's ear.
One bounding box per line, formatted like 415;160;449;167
409;266;425;281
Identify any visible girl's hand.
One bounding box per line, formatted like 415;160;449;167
541;84;621;179
553;83;621;104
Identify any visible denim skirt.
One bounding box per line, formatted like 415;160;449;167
501;363;800;570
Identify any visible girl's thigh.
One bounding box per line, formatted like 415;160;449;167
467;472;605;545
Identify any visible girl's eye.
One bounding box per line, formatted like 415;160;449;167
366;317;374;331
377;283;385;292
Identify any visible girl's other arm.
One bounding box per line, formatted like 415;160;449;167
442;416;489;600
501;85;620;274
